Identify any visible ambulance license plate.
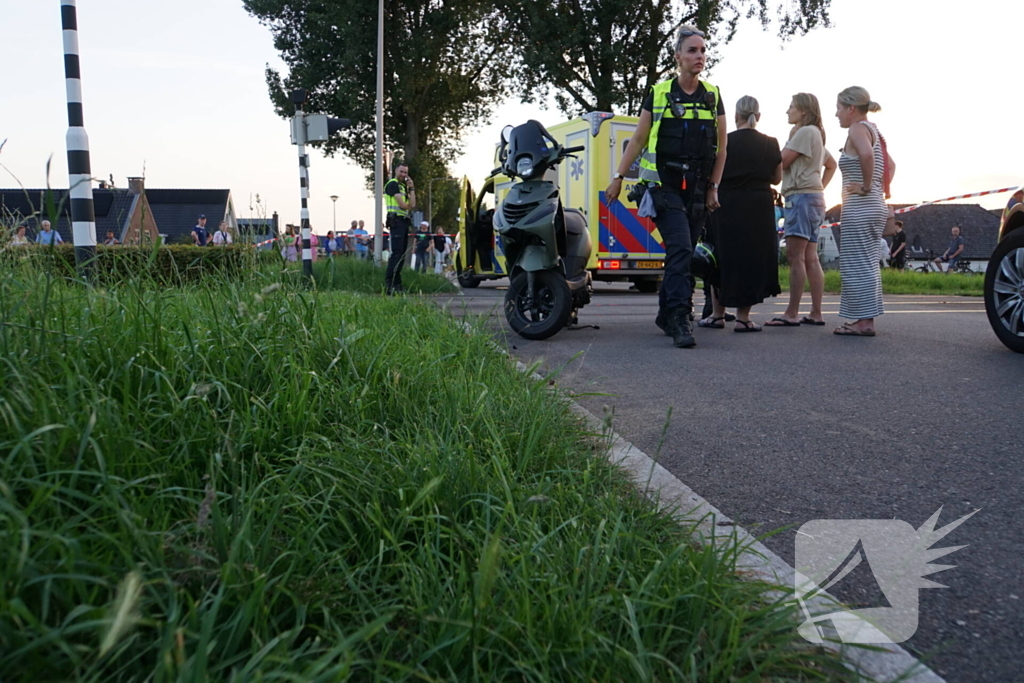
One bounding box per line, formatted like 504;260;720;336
636;261;662;269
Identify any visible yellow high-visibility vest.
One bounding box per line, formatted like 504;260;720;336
638;79;720;186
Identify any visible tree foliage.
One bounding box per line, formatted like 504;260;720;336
498;0;832;117
243;0;507;228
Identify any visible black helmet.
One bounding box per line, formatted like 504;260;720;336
691;241;717;281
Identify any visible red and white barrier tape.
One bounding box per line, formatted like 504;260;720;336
893;186;1022;214
819;185;1022;229
254;232;456;247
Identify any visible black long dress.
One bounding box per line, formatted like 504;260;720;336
708;128;782;308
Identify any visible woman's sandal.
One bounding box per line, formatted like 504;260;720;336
833;324;876;337
734;319;762;333
697;316;726;329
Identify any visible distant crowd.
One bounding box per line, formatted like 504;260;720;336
273;218;457;274
275;219;371;262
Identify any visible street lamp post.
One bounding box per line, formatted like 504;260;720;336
374;0;384;265
330;195;338;234
427;176;458;230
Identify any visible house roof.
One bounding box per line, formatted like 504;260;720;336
237;217;277;234
825;203;1000;259
145;189;233;243
0;188;135;239
1;186;236;244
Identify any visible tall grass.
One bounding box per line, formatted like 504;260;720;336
0;266;851;680
310;254;458;295
780;266;984;296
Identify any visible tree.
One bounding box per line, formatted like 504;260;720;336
243;0;508;204
498;0;831;117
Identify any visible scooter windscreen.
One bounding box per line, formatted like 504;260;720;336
504;120;559;180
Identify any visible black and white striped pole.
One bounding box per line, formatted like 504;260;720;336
288;89;349;279
60;0;96;279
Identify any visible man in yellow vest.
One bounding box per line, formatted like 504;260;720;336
384;162;417;294
606;25;728;348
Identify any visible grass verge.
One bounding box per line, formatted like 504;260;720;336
780;266;984;296
309;254;458;295
0;266;852;680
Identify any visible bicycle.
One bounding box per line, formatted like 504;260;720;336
914;250;937;273
951;258;977;275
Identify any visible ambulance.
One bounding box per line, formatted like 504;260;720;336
456;111;665;292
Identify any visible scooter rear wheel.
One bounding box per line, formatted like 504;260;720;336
505;270;572;340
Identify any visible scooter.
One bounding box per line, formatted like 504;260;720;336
492;120;593;340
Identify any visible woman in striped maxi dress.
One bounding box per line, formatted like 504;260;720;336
834;86;891;336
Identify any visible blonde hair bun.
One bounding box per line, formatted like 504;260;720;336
735;95;760;128
838;86;881;114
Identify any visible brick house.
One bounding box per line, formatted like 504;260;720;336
1;177;159;244
1;178;237;245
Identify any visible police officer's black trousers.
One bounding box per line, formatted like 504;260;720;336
654;192;704;313
385;216;411;287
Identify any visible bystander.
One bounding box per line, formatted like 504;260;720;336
10;226;30;247
889;220;906;269
932;225;964;274
191;215;209;246
212;222;233;246
36;220;63;246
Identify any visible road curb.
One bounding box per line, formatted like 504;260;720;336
557;393;945;683
456;311;945;682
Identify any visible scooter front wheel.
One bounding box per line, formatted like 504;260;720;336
505;270;572;340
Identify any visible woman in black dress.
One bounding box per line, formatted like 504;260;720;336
700;96;782;332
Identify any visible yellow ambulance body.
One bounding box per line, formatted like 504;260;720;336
456;111;665;291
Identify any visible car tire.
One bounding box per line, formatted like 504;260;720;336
984;228;1024;353
632;278;660;294
457;266;481;289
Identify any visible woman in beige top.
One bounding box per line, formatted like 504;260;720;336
766;93;837;327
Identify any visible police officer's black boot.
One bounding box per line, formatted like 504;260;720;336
665;307;696;348
655;309;670;336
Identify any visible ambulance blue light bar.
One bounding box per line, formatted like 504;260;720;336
583;111;615;136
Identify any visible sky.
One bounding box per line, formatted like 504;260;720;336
2;0;1022;236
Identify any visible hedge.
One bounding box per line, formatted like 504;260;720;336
0;244;280;285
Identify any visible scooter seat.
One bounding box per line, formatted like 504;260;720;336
564;207;587;236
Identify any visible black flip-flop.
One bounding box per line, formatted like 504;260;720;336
800;317;826;326
765;317;800;327
734;320;762;333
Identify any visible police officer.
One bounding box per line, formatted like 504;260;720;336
606;25;727;348
384;162;416;294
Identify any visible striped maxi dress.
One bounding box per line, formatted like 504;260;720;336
838;121;887;320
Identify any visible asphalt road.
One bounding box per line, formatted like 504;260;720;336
438;279;1023;683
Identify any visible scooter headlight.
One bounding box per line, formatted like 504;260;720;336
516;157;534;178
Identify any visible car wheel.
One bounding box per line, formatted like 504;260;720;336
456;265;481;288
631;278;660;293
984;229;1024;353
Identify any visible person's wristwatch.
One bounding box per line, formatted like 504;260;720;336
708;181;719;191
613;173;625;180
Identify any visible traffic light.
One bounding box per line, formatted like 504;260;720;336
304;114;351;142
288;88;350;145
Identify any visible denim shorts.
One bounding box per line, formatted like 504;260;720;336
784;192;827;243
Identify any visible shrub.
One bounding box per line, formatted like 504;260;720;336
3;244;279;285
